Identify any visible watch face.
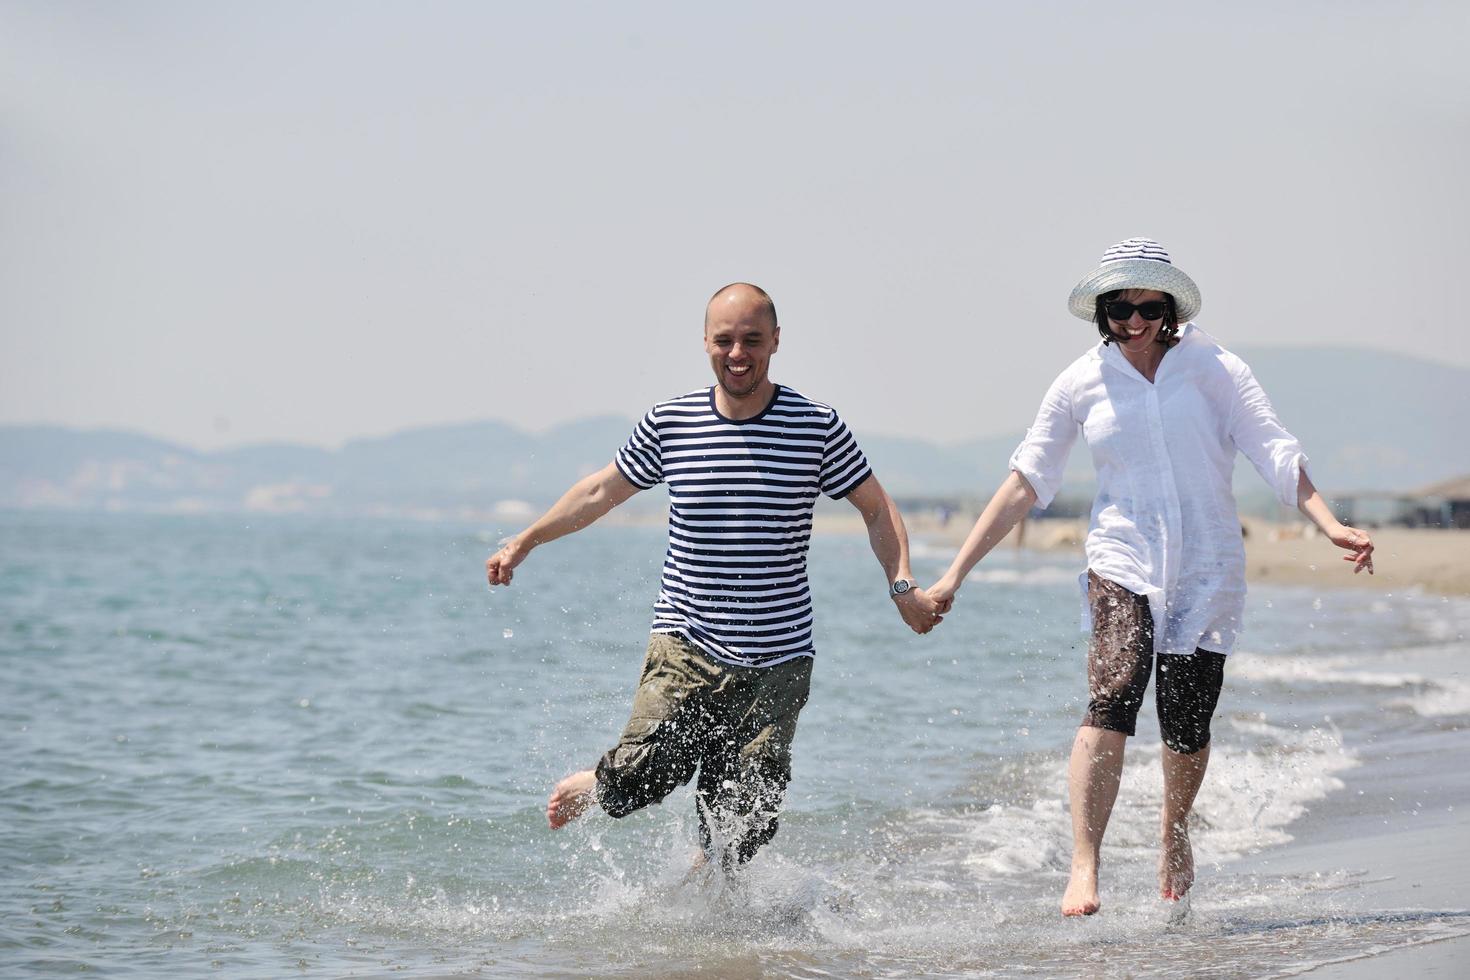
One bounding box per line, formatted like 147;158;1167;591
892;580;912;595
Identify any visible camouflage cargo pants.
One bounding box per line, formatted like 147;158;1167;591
594;632;812;868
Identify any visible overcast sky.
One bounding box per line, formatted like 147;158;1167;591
2;1;1467;450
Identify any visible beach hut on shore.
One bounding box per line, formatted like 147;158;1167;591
1330;473;1470;529
1413;474;1470;529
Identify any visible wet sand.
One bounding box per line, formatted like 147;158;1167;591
1232;795;1470;978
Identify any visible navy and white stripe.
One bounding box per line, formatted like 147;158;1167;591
1101;238;1173;265
615;385;872;667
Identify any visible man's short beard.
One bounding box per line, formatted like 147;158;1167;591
719;374;761;398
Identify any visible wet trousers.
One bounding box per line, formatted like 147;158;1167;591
594;633;812;868
1082;571;1227;754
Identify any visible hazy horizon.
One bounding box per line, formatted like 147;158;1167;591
4;2;1467;451
4;340;1460;456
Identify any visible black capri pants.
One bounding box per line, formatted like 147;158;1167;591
1081;571;1226;754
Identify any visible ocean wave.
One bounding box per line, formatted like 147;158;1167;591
1197;717;1358;859
1230;648;1470;718
875;714;1358;892
917;714;1352;881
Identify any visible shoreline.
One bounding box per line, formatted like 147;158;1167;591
1224;708;1470;978
810;512;1470;596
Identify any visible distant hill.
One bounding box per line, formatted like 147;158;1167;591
0;417;636;519
2;347;1465;519
1233;346;1469;493
866;346;1470;505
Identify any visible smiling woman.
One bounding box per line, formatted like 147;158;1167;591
1076;237;1200;383
1096;288;1174;382
924;237;1377;919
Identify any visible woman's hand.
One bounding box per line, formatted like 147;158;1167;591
894;588;946;634
1327;523;1375;575
926;574;959;614
1297;473;1374;575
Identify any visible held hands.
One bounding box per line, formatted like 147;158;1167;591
925;575;959;616
1327;523;1375;575
894;587;946;635
485;537;528;587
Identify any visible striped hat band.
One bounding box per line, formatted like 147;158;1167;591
1101;238;1173;265
1067;237;1202;323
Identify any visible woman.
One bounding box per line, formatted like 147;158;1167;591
926;238;1374;916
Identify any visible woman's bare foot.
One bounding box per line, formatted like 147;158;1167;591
1159;819;1195;901
546;769;597;829
1062;862;1101;916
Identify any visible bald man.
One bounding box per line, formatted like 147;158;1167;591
486;283;944;871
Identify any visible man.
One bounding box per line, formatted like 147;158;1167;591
485;282;943;870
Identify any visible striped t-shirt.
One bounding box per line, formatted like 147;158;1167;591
614;385;872;667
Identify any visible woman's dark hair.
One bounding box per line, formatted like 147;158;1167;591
1094;290;1179;347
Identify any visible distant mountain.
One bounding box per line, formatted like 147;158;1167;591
0;417;636;519
868;346;1470;504
2;347;1465;518
1232;346;1469;493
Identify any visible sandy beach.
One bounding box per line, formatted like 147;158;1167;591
1240;522;1470;597
861;512;1470;597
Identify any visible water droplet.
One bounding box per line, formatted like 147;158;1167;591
502;628;514;639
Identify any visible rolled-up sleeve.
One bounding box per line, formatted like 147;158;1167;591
1228;361;1307;508
1009;370;1079;510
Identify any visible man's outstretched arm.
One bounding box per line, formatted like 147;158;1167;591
844;474;944;634
486;463;642;586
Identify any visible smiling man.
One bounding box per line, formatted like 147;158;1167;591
485;282;944;871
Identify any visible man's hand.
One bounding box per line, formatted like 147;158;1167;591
894;587;945;634
483;464;641;590
486;537;528;587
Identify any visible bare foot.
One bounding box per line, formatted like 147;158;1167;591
680;849;714;886
1061;862;1101;916
546;769;597;829
1159;819;1195;901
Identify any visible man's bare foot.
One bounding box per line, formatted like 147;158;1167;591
546;769;597;829
680;849;714;886
1062;862;1101;916
1159;819;1195;901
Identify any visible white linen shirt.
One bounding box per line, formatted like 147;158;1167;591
1009;323;1307;656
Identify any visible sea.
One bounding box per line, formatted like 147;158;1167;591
3;510;1468;978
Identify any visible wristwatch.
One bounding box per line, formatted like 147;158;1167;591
889;579;913;598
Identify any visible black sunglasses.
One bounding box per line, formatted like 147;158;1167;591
1103;300;1169;322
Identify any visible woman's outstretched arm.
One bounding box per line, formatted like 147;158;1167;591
927;471;1039;610
1296;470;1375;574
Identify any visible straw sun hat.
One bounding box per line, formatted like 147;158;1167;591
1067;238;1202;323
